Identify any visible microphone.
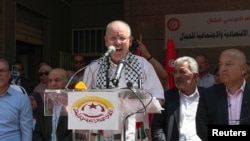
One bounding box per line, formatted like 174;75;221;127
104;46;116;57
112;58;142;89
112;58;126;86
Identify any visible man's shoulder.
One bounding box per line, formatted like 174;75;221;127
85;58;102;68
198;83;226;97
9;84;28;95
134;55;150;63
165;88;179;97
7;85;29;104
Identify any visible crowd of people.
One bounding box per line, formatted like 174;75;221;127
1;20;250;141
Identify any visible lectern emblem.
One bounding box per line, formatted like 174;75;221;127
71;96;114;123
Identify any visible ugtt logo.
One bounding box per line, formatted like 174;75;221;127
71;96;114;123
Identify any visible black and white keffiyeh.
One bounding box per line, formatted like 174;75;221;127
96;52;142;89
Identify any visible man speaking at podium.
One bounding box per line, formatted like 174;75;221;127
83;20;164;140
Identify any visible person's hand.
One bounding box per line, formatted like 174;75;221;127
136;40;151;59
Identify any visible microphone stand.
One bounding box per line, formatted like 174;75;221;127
65;66;88;90
112;59;144;141
115;59;142;89
105;56;111;89
64;60;98;90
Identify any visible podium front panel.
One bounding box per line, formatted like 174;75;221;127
44;89;163;131
68;91;120;130
44;89;68;116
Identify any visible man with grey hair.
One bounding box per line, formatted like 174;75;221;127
151;56;205;141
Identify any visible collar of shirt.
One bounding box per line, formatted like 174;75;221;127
226;79;245;95
179;86;199;98
110;60;118;68
5;86;18;96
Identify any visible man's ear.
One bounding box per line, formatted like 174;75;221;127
194;72;199;79
242;63;248;76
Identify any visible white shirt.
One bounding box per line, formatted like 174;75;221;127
51;104;63;141
83;55;164;100
179;88;201;141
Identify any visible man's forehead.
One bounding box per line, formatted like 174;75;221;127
107;25;130;36
74;56;84;60
0;62;7;67
219;54;234;61
219;57;235;64
49;72;62;79
175;62;190;69
48;77;61;80
108;30;129;37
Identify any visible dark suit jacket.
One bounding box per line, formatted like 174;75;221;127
32;106;72;141
151;87;205;141
20;78;34;94
196;83;250;141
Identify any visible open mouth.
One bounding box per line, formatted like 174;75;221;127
115;48;122;52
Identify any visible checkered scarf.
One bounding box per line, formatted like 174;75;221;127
96;52;142;89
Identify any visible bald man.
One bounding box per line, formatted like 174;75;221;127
196;48;250;141
83;20;164;141
33;68;72;141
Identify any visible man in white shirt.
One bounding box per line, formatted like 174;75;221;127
151;56;204;141
83;20;164;141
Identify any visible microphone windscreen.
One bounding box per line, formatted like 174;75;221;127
74;81;87;90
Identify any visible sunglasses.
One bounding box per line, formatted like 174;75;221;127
39;71;49;76
73;60;85;64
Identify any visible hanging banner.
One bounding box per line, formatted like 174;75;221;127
165;10;250;48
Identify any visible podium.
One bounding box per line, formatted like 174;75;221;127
44;88;163;141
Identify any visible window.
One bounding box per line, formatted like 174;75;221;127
72;28;106;56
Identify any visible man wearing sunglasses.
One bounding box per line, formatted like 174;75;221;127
67;54;86;89
72;54;86;78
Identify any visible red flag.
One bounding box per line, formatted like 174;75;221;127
165;37;177;89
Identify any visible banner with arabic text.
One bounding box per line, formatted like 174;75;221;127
165;10;250;48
